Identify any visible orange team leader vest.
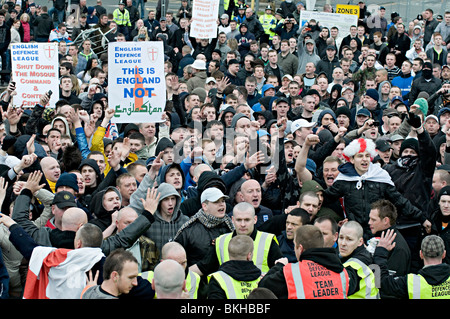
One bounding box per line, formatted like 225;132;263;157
283;260;350;299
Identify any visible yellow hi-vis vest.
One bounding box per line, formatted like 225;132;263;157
215;231;277;274
140;269;201;299
407;273;450;299
259;13;276;39
113;8;131;26
344;258;379;299
208;270;260;299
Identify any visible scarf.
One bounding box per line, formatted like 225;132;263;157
335;162;395;190
174;209;234;240
396;155;419;171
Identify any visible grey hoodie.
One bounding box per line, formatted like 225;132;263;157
296;32;321;74
145;182;189;253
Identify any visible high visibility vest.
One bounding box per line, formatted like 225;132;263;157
283;260;349;299
208;270;260;299
113;8;131;26
344;258;379;299
259;14;276;39
223;0;238;11
407;273;450;299
140;269;201;299
215;231;276;274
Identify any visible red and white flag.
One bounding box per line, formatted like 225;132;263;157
23;246;104;299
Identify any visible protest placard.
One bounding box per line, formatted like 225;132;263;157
10;43;60;108
190;0;220;39
107;41;166;124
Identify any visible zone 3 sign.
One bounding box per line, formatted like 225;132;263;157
336;4;360;16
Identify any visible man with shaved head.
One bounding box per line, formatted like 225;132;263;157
152;259;186;299
238;179;273;228
40;157;61;192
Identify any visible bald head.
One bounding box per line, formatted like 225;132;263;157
61;207;87;231
116;207;138;232
153;259;186;298
193;164;212;182
239;179;262;208
161;241;187;269
40;157;61;182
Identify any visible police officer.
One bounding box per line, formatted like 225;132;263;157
259;5;277;45
140;242;201;299
207;235;262;299
374;231;450;299
338;221;380;299
258;225;359;299
191;202;283;276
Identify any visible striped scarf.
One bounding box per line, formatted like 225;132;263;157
174;209;234;240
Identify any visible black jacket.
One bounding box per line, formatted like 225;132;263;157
409;76;442;103
315;55;340;82
174;211;234;267
33;12;53;38
324;162;426;241
384;130;436;226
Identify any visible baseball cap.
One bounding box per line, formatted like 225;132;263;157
421;235;445;258
425;114;439;123
291;119;316;134
201;187;229;203
206;77;216;84
51;191;77;209
276;97;290;105
375;139;391;152
356;108;371;117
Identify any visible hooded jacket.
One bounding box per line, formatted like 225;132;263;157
145;183;189;253
384;130;436;226
88;187;122;232
297;33;321;74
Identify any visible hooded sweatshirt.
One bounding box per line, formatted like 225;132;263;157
145;183;189;253
88;186;122;232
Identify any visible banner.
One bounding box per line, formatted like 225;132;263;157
299;11;358;46
190;0;220;39
107;41;166;124
10;43;60;108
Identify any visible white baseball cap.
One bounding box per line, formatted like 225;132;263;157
291;119;316;134
201;187;229;203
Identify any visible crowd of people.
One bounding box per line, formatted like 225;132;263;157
0;0;450;300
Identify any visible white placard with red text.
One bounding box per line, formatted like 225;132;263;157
10;42;60;108
190;0;220;39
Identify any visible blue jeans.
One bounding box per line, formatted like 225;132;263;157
133;0;145;18
48;7;65;28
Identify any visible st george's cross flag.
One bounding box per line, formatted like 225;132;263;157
23;246;104;299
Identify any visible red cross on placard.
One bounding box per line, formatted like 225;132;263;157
45;45;55;58
149;48;157;61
